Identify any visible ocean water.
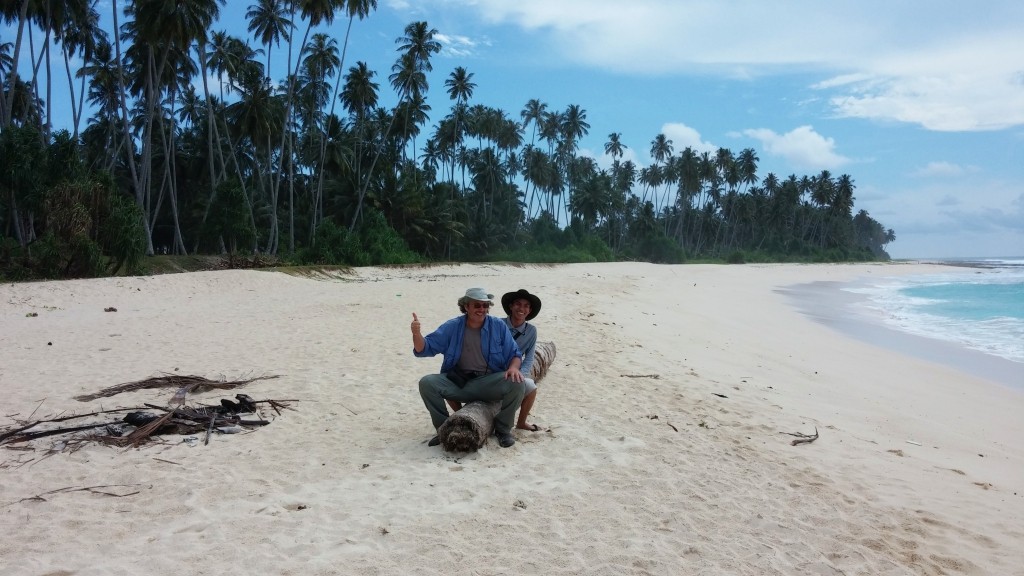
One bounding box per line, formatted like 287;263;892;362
845;258;1024;366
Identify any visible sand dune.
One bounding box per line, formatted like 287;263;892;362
1;262;1022;575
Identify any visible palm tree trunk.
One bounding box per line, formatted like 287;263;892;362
193;40;222;252
42;2;53;137
221;117;259;252
1;0;30;127
110;0;154;255
8;191;25;246
313;13;358;241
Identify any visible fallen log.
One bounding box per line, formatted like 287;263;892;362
530;341;556;382
438;401;500;452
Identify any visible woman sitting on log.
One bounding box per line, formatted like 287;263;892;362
411;287;525;448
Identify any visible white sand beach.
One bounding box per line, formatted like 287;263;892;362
1;262;1022;575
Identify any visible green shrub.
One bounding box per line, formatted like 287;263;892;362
101;192;147;275
203;179;256;255
300;210;419;267
299;219;357;265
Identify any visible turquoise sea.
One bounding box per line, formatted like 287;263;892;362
846;258;1024;366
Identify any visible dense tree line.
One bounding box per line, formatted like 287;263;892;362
0;0;895;279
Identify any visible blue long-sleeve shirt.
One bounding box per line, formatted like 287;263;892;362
503;317;537;377
415;315;522;374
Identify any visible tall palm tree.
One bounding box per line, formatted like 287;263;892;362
396;21;441;74
551;104;588;220
445;66;476;103
196;32;263;253
518;99;547;210
648;133;673;213
393;92;431;167
297;32;341;244
387;53;426;164
121;0;224;254
520;98;546;148
1;0;35;128
79;39;122;169
54;0;105;140
246;0;291;82
260;0;343;253
314;0;377;239
604;132;625;161
560;104;589;150
736;147;759;194
649;133;673;164
351;21;439;231
444;66;475;182
340;60;378;205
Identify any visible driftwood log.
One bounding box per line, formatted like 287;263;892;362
530;341;556;383
438;400;501;452
437;341;557;452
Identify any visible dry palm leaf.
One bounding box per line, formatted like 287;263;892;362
74;374;279;402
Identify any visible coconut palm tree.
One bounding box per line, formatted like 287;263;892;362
246;0;291;82
445;66;475;104
299;32;341;242
1;0;36;128
396;21;442;74
520;98;546;148
649;133;673;165
604;132;626;161
736;147;759;194
120;0;223;254
350;21;439;231
560;104;589;151
648;133;673;213
53;0;105;140
444;66;475;185
308;1;377;240
340;60;378;198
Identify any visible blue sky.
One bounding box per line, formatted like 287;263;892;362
6;0;1023;258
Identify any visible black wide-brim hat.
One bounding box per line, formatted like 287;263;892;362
501;289;541;321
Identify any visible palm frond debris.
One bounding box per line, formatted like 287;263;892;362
74;374;279;402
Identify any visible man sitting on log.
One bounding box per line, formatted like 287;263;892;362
411;287;526;448
501;289;544;432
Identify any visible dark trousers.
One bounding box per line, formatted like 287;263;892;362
418;372;525;435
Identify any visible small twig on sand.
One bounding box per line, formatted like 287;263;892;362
204;414;216;446
782;427;819;446
4;484;143;507
1;408;142;443
620;374;661;379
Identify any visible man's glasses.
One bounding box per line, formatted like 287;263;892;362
469;302;491;309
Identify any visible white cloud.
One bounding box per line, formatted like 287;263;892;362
449;0;1024;132
912;162;970;178
743;126;850;171
435;33;487;58
660;123;716;155
588;145;645;171
862;181;1024;257
590;123;715;167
